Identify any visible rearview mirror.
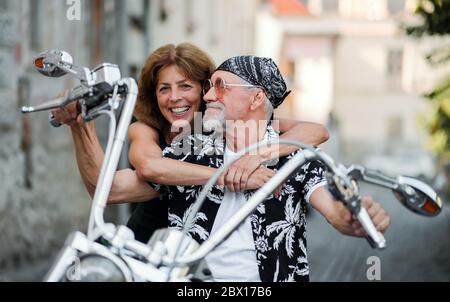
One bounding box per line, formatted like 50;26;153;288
34;50;73;77
393;176;442;216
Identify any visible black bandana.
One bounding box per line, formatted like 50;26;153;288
216;56;291;108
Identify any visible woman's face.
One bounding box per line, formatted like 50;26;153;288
156;65;202;129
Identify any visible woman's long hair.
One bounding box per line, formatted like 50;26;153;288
134;43;216;134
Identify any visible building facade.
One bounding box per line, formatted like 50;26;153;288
256;0;450;163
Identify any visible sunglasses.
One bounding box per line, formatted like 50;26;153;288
202;77;264;99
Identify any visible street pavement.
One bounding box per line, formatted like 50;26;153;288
307;183;450;281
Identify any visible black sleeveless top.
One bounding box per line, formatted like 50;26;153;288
126;126;168;243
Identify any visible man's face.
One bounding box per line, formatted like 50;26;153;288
202;71;255;131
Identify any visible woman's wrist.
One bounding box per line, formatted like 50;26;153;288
70;120;93;134
258;147;273;163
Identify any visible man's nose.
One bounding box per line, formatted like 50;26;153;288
203;86;218;103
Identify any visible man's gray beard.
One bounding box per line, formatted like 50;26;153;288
203;106;225;132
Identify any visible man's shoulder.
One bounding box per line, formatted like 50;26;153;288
276;149;326;182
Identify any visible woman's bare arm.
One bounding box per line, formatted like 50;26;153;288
52;103;159;204
70;121;159;204
262;119;329;160
131;120;329;192
224;119;330;192
129;122;218;186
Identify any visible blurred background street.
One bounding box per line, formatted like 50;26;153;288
0;0;449;281
308;183;450;281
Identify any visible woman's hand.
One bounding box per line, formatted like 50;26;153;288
51;100;82;127
242;166;276;191
223;154;264;192
218;154;283;196
221;163;283;197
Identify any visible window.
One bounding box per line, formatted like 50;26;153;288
322;0;338;12
386;116;403;140
387;49;403;76
387;0;405;15
285;60;296;87
29;0;42;50
185;0;195;35
387;49;403;90
159;0;168;23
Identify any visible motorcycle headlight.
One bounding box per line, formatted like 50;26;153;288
65;253;131;282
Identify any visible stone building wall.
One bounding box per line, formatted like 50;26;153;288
0;0;94;281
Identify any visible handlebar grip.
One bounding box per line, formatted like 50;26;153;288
357;207;386;249
48;112;62;128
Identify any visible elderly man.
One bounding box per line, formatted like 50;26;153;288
143;56;390;282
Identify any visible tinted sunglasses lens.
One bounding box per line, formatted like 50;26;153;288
203;80;212;95
215;78;225;98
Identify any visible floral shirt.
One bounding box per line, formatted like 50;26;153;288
148;127;327;282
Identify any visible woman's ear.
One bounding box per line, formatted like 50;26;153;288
250;90;266;111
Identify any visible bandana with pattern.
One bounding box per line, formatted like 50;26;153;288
217;56;291;108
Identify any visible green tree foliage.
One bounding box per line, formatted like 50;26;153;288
406;0;450;161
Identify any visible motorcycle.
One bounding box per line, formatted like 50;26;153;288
21;50;443;282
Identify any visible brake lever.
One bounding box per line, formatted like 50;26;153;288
21;85;91;114
326;170;386;249
347;165;398;190
82;101;110;122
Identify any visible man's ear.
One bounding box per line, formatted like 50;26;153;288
250;90;266;111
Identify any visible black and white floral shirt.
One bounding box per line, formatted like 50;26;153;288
149;126;327;282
